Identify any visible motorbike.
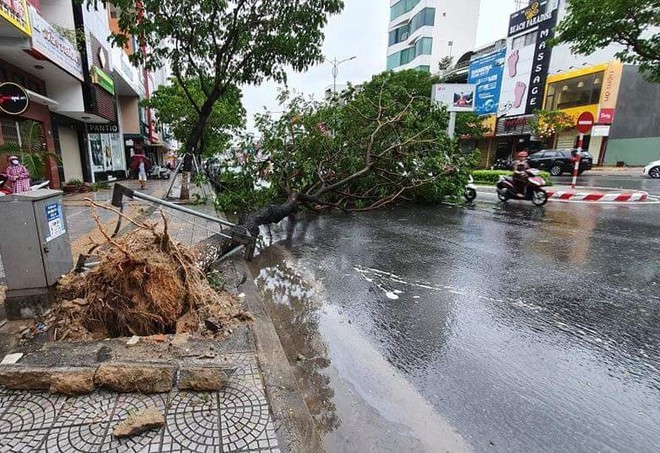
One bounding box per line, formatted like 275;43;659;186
496;168;548;206
464;175;477;202
0;173;50;196
492;158;512;170
148;164;171;180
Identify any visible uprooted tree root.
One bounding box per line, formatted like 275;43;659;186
48;208;252;341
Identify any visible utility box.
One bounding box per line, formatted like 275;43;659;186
0;190;73;319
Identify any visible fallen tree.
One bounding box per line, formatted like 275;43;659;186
195;70;480;267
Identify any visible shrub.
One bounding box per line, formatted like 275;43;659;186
472;170;553;186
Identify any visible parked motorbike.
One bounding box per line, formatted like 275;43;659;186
492;158;512;170
496;168;548;206
464;175;477;202
148;164;171;180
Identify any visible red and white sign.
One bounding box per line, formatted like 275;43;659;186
576;112;595;134
598;108;616;124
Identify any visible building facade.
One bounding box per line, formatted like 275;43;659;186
386;0;481;73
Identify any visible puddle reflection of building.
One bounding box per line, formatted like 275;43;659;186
251;250;341;435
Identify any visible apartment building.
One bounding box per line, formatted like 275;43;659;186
386;0;481;73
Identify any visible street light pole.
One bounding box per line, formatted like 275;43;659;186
326;56;356;93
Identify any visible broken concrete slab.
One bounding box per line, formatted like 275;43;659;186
95;363;174;393
0;365;52;390
113;407;165;438
178;367;229;392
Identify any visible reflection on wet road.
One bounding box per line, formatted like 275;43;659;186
250;198;660;452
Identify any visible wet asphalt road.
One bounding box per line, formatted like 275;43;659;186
251;185;660;452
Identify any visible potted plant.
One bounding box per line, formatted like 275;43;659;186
63;178;84;193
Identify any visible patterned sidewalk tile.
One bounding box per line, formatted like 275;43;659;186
220;381;268;409
168;391;219;414
0;392;65;433
42;423;109;452
113;394;169;422
98;424;163;453
160;409;221;453
54;392;117;427
0;428;49;452
221;404;278;452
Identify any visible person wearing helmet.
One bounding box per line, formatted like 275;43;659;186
512;151;530;196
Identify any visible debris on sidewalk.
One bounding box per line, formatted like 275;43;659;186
0;353;23;364
126;336;140;347
113;407;165;438
44;214;252;340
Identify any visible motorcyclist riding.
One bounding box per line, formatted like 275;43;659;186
512;151;530;196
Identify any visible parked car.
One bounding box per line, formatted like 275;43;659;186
527;149;593;176
642;160;660;179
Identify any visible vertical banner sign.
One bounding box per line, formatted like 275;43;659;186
525;7;558;114
468;48;506;116
598;61;624;124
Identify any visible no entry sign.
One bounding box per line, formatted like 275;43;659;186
576;112;595;134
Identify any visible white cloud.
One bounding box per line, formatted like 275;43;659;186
242;0;518;133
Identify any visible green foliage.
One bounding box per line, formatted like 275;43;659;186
218;69;478;213
456;112;489;140
529;109;575;144
144;78;245;157
0;121;60;180
91;181;110;191
89;0;344;155
554;0;660;82
472;169;553;186
65;178;84;186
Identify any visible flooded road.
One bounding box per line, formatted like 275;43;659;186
249;198;660;452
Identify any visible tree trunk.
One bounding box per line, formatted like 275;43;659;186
193;198;300;270
179;154;194;200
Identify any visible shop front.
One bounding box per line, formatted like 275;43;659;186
86;123;126;181
494;115;543;162
543;62;623;164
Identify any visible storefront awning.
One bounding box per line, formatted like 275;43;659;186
26;89;59;108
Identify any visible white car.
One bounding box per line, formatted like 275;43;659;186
643;160;660;179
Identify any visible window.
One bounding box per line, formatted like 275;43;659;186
511;31;536;50
415;65;431;72
544;71;604;111
389;8;435;46
391;0;421;20
387;38;432;69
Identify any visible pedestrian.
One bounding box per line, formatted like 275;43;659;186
138;157;147;190
6;155;31;193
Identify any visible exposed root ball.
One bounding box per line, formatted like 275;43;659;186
50;214;249;340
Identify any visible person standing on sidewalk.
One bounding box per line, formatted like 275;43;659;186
138;159;147;190
6;156;31;193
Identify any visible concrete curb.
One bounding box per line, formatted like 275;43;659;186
546;190;649;203
236;258;324;453
475;185;650;203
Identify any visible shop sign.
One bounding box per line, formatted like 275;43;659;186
432;84;477;112
0;0;31;36
591;125;610;137
525;8;557;113
598;62;623;124
508;1;553;37
87;123;119;134
0;82;29;115
496;115;534;136
468;48;506;116
28;6;83;81
91;66;115;95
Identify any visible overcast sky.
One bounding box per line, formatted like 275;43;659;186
242;0;520;132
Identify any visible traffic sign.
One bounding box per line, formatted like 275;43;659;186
576;112;595;134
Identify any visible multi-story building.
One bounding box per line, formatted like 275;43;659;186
386;0;481;73
0;0;171;187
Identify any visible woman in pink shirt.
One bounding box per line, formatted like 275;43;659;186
6;155;31;193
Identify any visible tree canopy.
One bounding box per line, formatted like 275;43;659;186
145;77;245;158
555;0;660;82
213;70;479;215
91;0;344;155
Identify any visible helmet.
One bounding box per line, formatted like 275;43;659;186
518;152;529;159
8;155;18;161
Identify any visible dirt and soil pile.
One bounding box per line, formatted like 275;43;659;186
47;217;251;340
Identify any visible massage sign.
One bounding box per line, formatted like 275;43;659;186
498;1;558;118
0;82;30;116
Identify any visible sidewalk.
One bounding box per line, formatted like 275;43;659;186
0;179;287;452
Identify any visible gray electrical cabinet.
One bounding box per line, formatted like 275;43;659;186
0;190;73;319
